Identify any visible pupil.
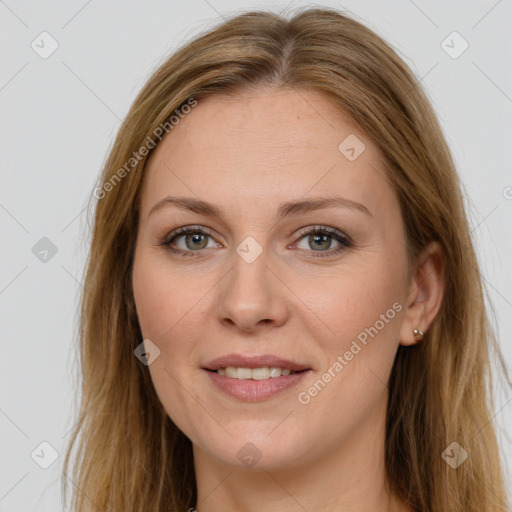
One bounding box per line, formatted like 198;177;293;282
187;233;206;249
311;234;330;250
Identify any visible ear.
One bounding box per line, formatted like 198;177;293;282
399;241;445;346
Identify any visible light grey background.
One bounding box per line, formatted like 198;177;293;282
0;0;511;510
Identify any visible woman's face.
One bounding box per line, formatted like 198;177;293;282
132;87;414;471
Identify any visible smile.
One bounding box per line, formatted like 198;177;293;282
212;366;299;379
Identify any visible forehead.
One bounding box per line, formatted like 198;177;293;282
139;87;393;220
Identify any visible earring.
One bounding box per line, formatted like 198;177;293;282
413;328;424;342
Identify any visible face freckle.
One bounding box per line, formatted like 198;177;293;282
131;86;411;472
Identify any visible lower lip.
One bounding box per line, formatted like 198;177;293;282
204;369;309;402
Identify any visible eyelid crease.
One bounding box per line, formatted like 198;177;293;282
296;225;351;244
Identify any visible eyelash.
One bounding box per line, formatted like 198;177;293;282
160;225;352;259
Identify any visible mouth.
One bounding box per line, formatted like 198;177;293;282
202;355;312;402
205;367;306;380
203;354;311;374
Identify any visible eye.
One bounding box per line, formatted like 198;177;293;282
161;226;219;257
293;226;352;257
160;225;352;258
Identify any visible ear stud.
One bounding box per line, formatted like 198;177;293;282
413;328;424;342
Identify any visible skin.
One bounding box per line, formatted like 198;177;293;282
131;87;445;512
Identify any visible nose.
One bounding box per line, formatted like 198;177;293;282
215;245;289;333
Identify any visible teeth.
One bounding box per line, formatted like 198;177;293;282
269;367;281;377
237;368;252;379
250;367;269;380
218;366;296;380
225;367;238;378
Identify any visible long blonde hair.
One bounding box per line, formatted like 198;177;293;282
62;7;510;511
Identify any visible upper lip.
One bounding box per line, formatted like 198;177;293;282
203;354;311;372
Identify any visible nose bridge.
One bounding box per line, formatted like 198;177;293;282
216;236;288;331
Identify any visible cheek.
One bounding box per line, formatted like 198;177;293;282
295;255;406;351
132;250;209;341
292;253;407;423
293;262;405;436
132;252;207;429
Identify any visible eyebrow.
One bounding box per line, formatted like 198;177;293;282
147;195;372;221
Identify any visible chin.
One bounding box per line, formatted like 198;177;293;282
193;426;312;472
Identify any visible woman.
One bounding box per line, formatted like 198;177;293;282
62;7;510;511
